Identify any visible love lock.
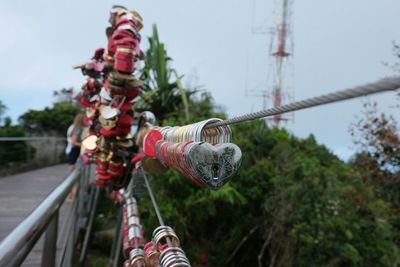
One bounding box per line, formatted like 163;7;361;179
186;142;242;190
82;135;98;151
141;156;168;174
86;107;97;119
99;114;117;130
100;87;113;103
101;106;120;119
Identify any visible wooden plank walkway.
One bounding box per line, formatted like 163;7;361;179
0;164;71;267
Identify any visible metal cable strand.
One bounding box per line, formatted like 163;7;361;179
143;173;165;226
205;76;400;129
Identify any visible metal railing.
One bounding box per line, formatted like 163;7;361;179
0;137;66;141
0;136;67;177
0;163;94;267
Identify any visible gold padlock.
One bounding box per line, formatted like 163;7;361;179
99;114;117;130
141;156;168;174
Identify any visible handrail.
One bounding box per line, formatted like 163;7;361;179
0;136;66;141
0;167;81;267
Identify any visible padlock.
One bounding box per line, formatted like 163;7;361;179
153;140;242;190
125;87;140;101
99;113;117;130
129;248;146;267
159;247;191;267
144;242;160;267
95;173;112;187
141;156;168;174
152;226;180;250
95;152;109;170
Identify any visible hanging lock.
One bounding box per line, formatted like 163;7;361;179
144;241;160;267
82;135;98;152
185;142;242;189
100;96;126;119
129;248;146;267
99;114;117;130
154;140;242;190
152;226;180;250
159;247;191;267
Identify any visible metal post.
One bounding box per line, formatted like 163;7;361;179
53;137;58;165
42;211;59;267
26;140;30;163
108;208;123;267
79;187;101;266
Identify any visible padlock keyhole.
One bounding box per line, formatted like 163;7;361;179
212;164;219;179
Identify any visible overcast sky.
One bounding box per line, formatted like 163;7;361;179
0;0;399;160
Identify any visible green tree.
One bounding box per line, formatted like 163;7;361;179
137;24;192;124
139;117;397;266
19;103;78;136
349;100;400;262
95;26;399;267
0;116;35;167
132;28;398;267
0;100;7;124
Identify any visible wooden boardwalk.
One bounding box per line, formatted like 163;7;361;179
0;164;71;267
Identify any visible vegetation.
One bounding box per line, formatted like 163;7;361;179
0;115;35;168
19;103;78;136
138;119;398;267
0;24;398;267
0;100;77;175
0;100;7;124
350;100;400;264
137;24;193;123
133;30;400;266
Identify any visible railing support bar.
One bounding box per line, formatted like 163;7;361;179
79;187;101;266
0;168;80;267
42;210;59;267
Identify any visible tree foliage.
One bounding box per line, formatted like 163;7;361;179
133;28;400;267
0;113;35;167
349;99;400;261
18;103;78;136
137;24;193;124
139;115;398;266
0;100;7;124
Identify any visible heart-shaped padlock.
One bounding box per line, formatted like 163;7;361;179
185;142;242;189
82;135;98;151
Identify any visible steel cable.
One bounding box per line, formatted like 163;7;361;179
143;173;166;226
205;76;400;129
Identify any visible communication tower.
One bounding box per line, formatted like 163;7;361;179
248;0;294;125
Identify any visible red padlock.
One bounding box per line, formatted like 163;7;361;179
144;242;160;267
125;88;140;101
100;128;119;137
114;51;135;73
120;102;133;112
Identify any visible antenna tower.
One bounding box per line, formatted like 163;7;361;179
249;0;294;125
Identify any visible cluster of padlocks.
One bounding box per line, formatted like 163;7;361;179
77;5;243;190
76;5;143;188
144;227;191;267
122;196;145;266
139;119;242;189
75;5;243;266
116;188;191;267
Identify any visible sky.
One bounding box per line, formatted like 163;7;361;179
0;0;399;161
